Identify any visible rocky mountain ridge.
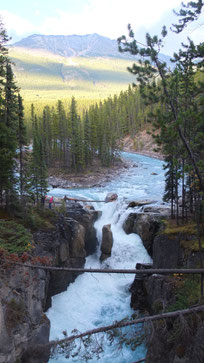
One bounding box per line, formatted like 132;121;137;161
11;33;172;67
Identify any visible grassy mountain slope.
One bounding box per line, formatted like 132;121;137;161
9;33;172;117
9;46;135;115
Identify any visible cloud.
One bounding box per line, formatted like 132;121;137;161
2;0;202;51
40;0;185;39
34;10;40;16
1;10;35;36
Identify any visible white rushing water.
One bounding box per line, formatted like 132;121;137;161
46;153;166;362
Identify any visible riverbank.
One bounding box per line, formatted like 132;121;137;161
48;131;164;189
121;132;164;160
48;157;133;189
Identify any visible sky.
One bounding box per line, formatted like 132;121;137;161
0;0;203;55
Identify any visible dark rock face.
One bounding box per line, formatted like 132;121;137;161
153;234;183;269
33;207;98;307
65;203;98;255
130;263;153;312
0;265;50;363
145;312;204;363
122;212;162;256
38;217;86;308
145;275;176;313
0;206;98;363
100;224;113;261
125;212;204;363
130;266;176;314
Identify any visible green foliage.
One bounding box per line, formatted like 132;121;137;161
172;0;203;33
28;87;148;173
163;221;196;235
0;20;40;211
167;275;201;312
0;42;19;206
118;1;204;221
9;47;135;118
22;205;56;231
0;220;32;253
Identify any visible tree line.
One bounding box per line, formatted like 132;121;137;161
29;85;149;173
0;14;149;211
0;18;48;211
0;0;203;221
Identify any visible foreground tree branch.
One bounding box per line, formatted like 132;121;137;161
35;304;204;351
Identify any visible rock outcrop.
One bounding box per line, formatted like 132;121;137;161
100;224;113;261
36;216;87;309
125;210;204;363
145;308;204;363
0;264;50;363
0;204;99;363
65;202;98;255
105;193;118;203
123;212;165;255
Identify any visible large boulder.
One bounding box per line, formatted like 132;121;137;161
65;202;98;255
105;193;118;203
100;224;113;261
123;212;163;256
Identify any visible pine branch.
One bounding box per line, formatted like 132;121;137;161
37;304;204;351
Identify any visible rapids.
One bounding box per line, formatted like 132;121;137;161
46;152;165;362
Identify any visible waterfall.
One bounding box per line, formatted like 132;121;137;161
46;153;165;362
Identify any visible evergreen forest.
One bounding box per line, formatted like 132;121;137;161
0;0;204;223
0;1;204;362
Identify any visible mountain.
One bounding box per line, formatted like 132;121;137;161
9;33;172;112
11;33;126;59
8;46;135;107
11;33;172;66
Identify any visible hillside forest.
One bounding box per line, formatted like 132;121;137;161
0;0;204;226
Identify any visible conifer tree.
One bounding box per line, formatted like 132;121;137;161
83;111;92;166
17;93;27;198
29;122;48;203
0;59;19;208
69;97;79;171
118;0;204;218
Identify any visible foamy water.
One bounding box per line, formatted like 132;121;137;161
46;153;165;362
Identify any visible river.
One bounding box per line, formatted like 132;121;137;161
46;152;166;363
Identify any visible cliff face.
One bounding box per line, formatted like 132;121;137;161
0;264;50;363
0;204;98;363
123;209;204;363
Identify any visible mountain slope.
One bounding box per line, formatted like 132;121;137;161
12;33;133;59
8;46;135;114
9;33;172;114
11;33;172;66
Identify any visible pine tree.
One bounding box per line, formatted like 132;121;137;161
83;111;92;167
0;59;19;208
29;125;48;203
69;97;79;171
17;93;27;198
118;0;204;218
